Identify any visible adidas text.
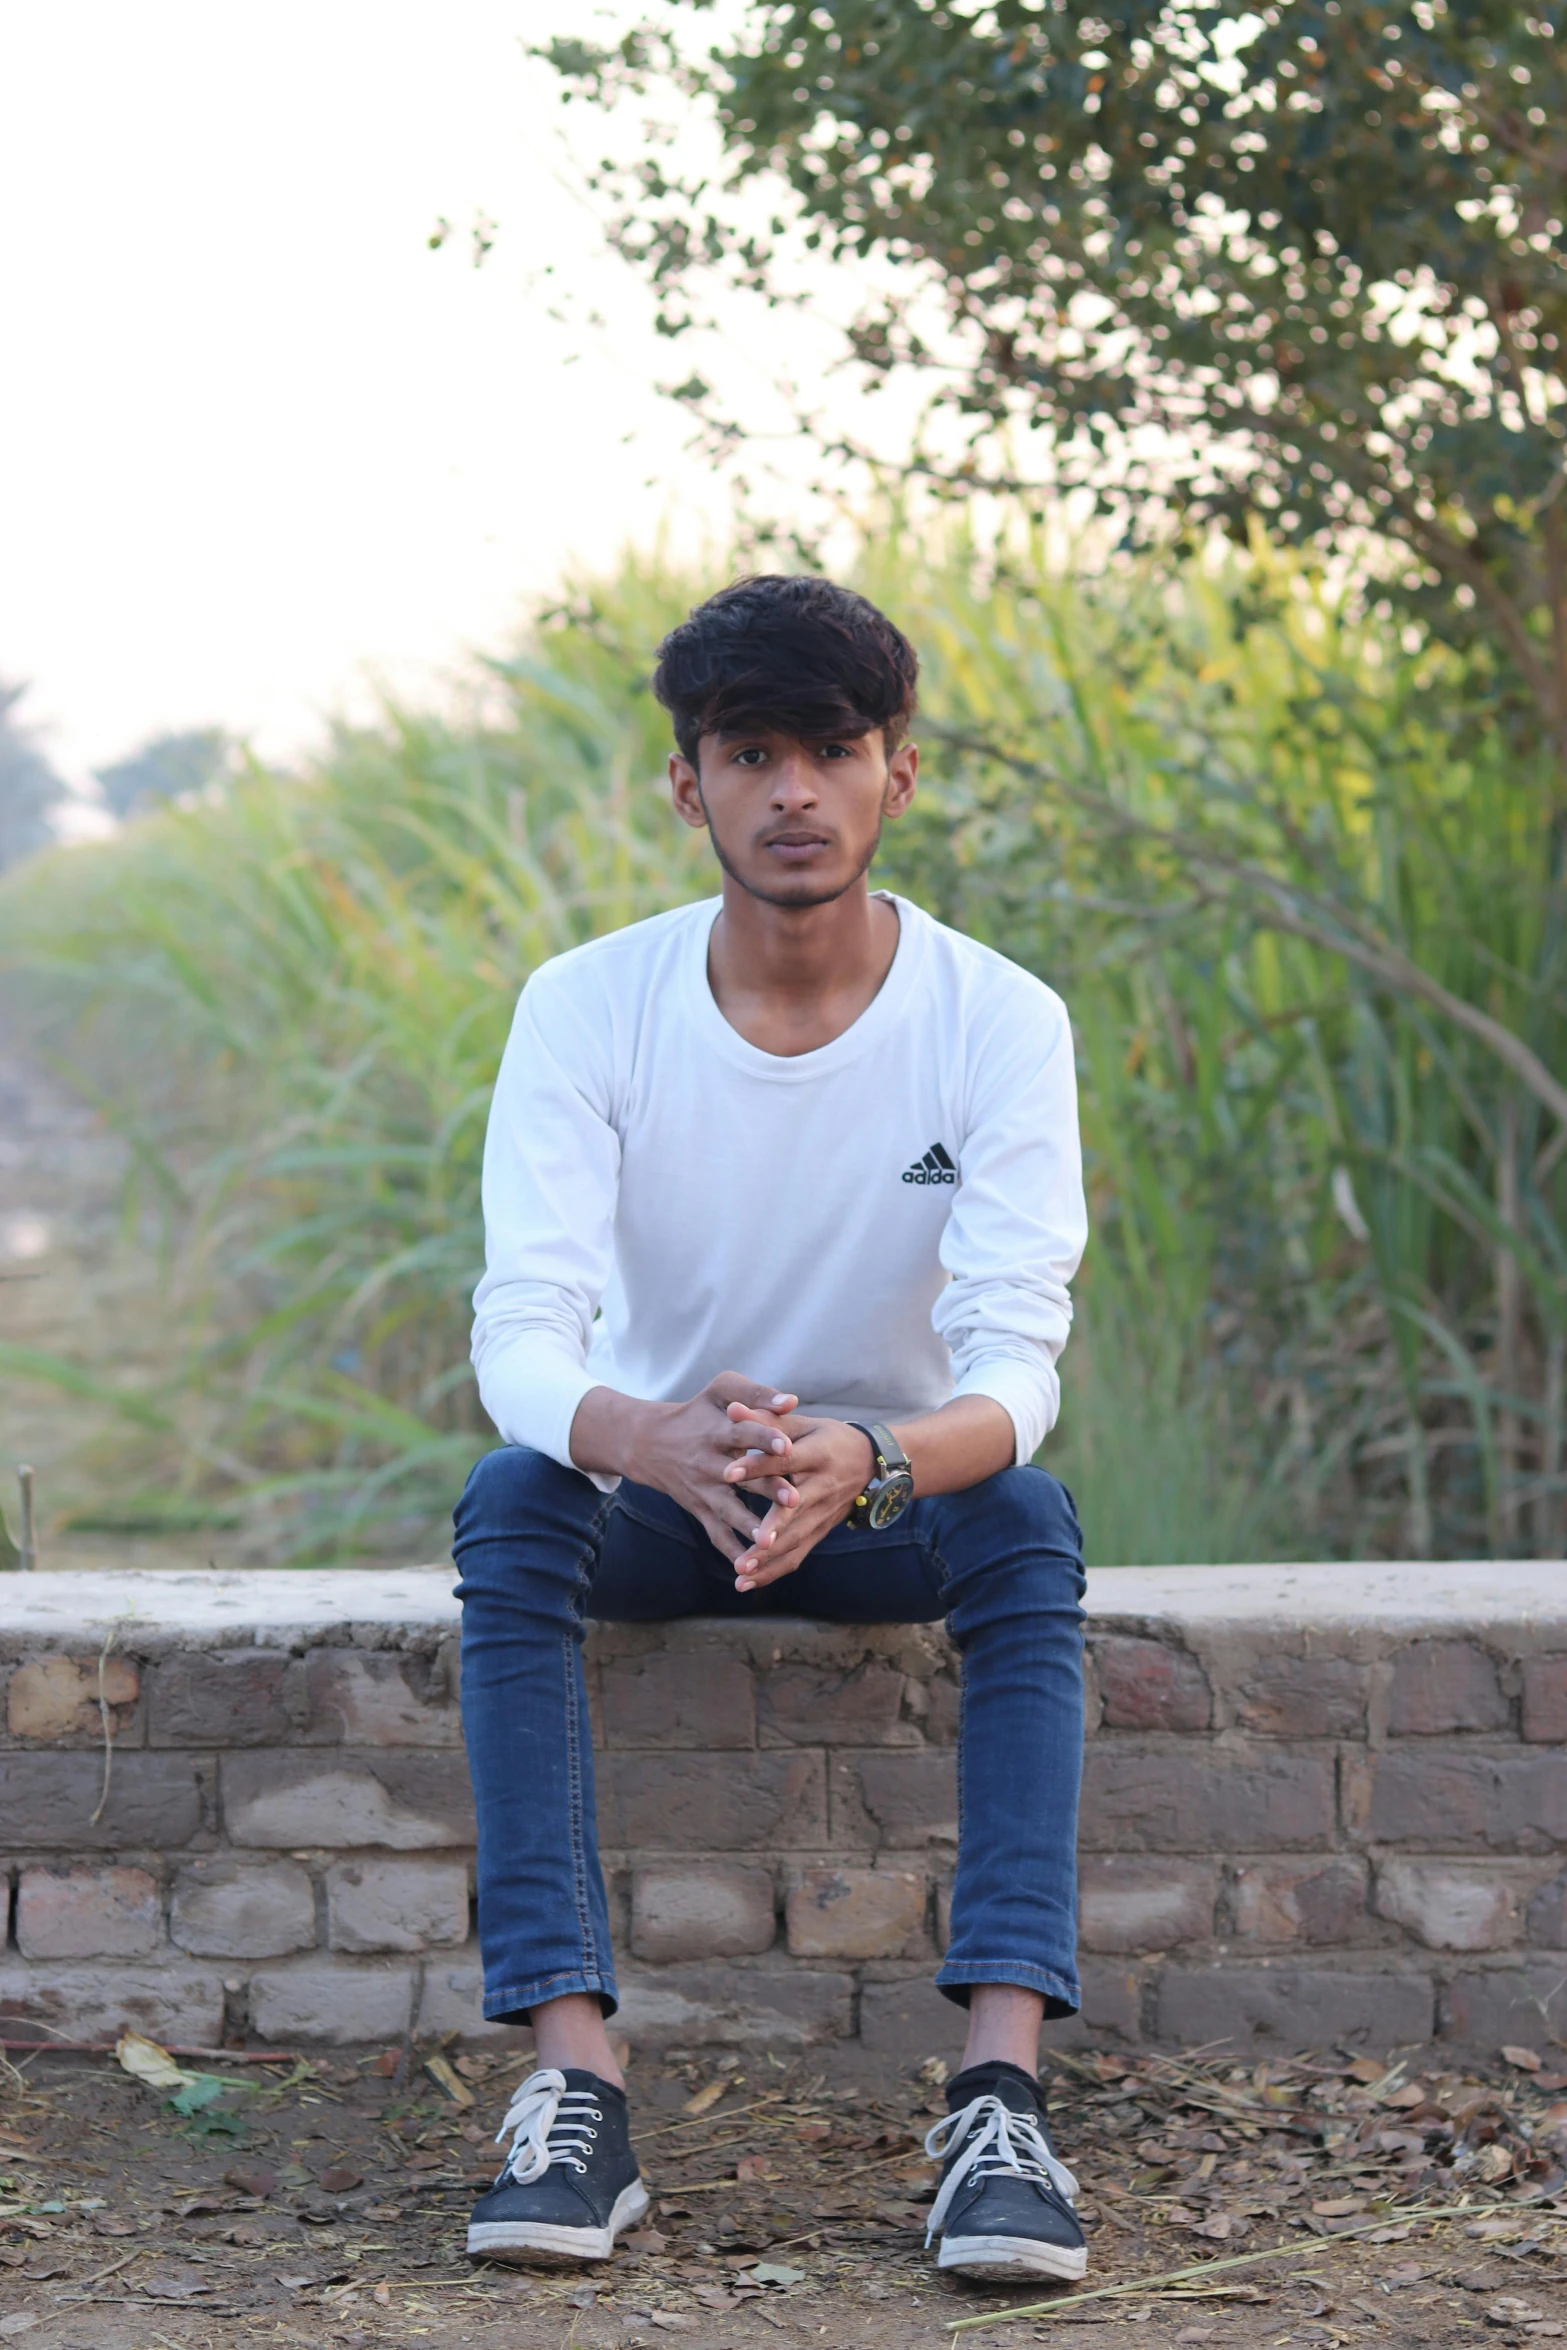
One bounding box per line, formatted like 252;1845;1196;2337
904;1143;957;1186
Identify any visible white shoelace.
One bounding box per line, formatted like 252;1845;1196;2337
922;2093;1079;2246
495;2067;605;2184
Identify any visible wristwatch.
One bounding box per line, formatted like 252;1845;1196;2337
844;1422;915;1530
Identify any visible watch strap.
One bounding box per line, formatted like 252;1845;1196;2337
846;1420;910;1480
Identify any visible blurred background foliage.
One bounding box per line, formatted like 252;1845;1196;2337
2;522;1562;1566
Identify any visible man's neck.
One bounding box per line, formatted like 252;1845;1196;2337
705;876;901;1059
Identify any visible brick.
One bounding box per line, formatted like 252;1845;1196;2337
925;1676;960;1746
1051;1958;1145;2047
171;1859;317;1958
613;1963;852;2049
0;1752;205;1847
301;1650;461;1747
1441;1963;1567;2051
1157;1965;1435;2051
857;1958;1142;2059
829;1751;958;1849
147;1650;291;1747
249;1961;416;2043
1522;1657;1567;1745
786;1868;927;1960
1092;1638;1211;1732
857;1976;968;2060
598;1652;755;1750
0;1960;224;2045
222;1751;475;1849
1387;1640;1508;1735
1527;1873;1567;1945
1375;1860;1522;1952
935;1878;953;1953
1077;1858;1217;1954
325;1858;469;1953
1080;1748;1334;1853
1230;1859;1369;1947
1349;1751;1567;1852
415;1956;532;2046
1232;1657;1369;1739
758;1663;911;1747
631;1867;777;1963
16;1867;161;1959
597;1752;824;1851
7;1654;138;1743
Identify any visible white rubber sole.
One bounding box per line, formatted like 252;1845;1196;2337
936;2232;1089;2282
466;2178;650;2266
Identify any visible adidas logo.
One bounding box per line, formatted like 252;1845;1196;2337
903;1141;957;1186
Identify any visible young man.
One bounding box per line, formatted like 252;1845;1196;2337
454;574;1089;2283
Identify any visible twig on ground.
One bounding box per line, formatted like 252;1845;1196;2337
945;2200;1484;2331
51;2247;143;2293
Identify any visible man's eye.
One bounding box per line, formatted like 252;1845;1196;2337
733;747;767;766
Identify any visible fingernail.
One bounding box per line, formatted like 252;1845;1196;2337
770;1436;786;1453
771;1394;793;1408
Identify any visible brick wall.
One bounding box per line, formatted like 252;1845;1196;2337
0;1563;1562;2059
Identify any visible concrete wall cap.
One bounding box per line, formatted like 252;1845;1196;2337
0;1558;1555;1654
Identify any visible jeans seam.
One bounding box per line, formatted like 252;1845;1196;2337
925;1527;968;1958
564;1493;615;1987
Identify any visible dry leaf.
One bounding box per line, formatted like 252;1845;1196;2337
1382;2082;1429;2109
423;2054;474;2107
224;2164;276;2198
114;2030;191;2095
682;2080;726;2118
1502;2046;1542;2072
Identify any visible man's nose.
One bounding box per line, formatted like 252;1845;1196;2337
770;753;819;808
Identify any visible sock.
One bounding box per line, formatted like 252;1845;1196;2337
945;2057;1043;2115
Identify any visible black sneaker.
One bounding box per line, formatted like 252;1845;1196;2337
923;2059;1087;2283
466;2066;649;2265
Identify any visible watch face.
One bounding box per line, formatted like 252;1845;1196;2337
867;1471;915;1529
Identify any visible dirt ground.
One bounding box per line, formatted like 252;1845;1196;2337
0;2034;1563;2350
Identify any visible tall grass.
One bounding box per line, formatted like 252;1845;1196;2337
2;529;1562;1563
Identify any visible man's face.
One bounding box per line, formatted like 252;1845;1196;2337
669;726;918;908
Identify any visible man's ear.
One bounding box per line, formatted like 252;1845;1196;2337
669;752;709;831
883;738;919;819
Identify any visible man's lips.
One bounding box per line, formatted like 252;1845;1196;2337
762;834;832;859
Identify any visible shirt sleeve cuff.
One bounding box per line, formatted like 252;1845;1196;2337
949;1356;1059;1467
475;1355;621;1494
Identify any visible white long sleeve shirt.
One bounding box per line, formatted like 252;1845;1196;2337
472;893;1087;1479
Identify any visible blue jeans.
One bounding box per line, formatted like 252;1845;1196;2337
453;1446;1086;2024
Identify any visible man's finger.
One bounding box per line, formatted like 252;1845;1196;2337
697;1509;752;1563
719;1419;792;1459
735;1542;807;1591
713;1373;799;1414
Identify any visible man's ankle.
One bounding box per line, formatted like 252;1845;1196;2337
959;1983;1044;2077
530;1992;625;2090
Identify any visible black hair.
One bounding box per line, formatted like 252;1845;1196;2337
650;574;919;766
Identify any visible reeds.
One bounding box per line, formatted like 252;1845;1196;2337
2;529;1561;1563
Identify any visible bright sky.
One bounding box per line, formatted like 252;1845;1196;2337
0;2;845;783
